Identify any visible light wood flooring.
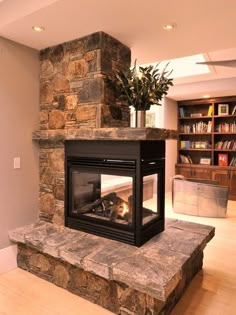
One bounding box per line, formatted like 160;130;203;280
0;197;235;315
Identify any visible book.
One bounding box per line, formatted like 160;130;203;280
180;154;191;164
180;140;191;149
222;141;228;149
185;141;191;149
207;105;213;116
232;105;236;115
207;121;212;133
229;156;236;166
229;156;235;166
216;141;223;149
187;155;193;164
179;107;185;118
218;153;228;166
190;113;202;118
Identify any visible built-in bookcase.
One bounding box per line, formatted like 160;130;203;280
176;96;236;200
178;96;236;167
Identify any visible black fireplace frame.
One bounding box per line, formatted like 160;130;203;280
65;140;165;246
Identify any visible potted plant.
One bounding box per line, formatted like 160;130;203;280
106;60;173;127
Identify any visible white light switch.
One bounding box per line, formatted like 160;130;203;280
14;157;21;169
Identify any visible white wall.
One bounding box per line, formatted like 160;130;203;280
131;98;178;193
163;97;178;192
130;105;163;127
0;37;39;249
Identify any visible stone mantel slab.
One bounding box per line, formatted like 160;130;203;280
32;127;178;143
9;219;214;302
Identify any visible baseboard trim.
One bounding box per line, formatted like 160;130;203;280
0;244;17;274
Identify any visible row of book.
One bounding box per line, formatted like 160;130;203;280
179;104;236;118
179;154;212;165
215;140;236;150
215;122;236;133
179;105;213;117
180;141;211;149
179;154;193;164
179;153;236;166
180;121;212;133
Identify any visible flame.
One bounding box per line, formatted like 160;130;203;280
121;202;129;217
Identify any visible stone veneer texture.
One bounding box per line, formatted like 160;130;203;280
9;219;214;315
39;32;131;224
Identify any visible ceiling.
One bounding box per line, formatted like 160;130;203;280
1;0;236;100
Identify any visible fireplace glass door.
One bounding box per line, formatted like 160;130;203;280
70;169;134;226
142;174;160;225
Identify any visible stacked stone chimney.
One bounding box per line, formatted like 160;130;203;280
38;32;131;224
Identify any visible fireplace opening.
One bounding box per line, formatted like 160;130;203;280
71;171;134;224
65;140;165;246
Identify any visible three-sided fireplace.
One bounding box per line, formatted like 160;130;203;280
65;140;165;246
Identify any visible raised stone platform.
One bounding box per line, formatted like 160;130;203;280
9;219;214;315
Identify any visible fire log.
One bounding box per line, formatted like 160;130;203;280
79;192;133;223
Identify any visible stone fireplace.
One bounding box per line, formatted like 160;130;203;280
38;31;131;226
8;31;215;315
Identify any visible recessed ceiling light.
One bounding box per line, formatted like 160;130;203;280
203;94;210;98
32;26;45;32
163;23;177;30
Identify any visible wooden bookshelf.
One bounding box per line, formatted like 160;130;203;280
176;95;236;200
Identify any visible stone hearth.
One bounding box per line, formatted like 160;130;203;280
9;219;214;315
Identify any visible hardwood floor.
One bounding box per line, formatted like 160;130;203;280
0;268;113;315
0;197;235;315
167;198;236;315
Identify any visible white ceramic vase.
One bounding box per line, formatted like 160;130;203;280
135;110;146;128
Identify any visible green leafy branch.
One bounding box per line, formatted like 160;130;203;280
106;60;173;111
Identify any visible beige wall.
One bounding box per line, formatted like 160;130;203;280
141;97;178;193
163;97;178;192
0;37;39;249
